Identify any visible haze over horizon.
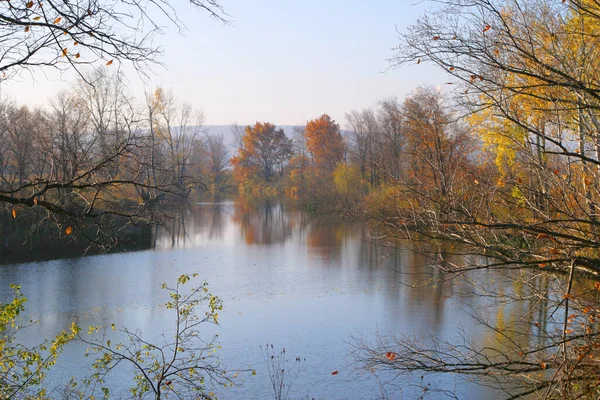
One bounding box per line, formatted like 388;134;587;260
0;0;445;126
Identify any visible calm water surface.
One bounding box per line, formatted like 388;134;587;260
0;199;504;399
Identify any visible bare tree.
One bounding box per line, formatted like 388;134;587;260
204;133;229;191
0;0;226;80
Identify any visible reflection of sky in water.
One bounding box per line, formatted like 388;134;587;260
0;201;506;399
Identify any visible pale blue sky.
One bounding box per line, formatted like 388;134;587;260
0;0;445;126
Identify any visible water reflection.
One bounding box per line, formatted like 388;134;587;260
1;198;508;399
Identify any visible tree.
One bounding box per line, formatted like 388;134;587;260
149;87;204;193
355;1;600;398
203;133;230;192
304;114;346;175
0;0;225;80
402;87;474;198
230;122;293;186
72;274;235;399
0;285;77;398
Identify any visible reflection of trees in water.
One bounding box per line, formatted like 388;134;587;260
155;210;188;247
155;203;229;247
232;198;294;245
358;238;460;330
304;216;361;262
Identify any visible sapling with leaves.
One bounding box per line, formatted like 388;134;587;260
0;284;78;399
71;274;236;399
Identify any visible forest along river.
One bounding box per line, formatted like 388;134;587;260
0;199;508;399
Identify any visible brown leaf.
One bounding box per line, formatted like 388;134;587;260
106;59;113;66
331;370;339;375
26;1;34;8
24;25;30;32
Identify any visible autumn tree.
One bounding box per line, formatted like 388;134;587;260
355;1;600;398
402;87;474;198
230;122;293;188
304;114;346;174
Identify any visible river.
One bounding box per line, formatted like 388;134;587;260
0;198;506;399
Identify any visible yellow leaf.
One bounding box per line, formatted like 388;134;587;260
53;17;62;24
65;226;72;235
12;209;16;219
106;59;113;66
111;323;115;330
33;16;41;20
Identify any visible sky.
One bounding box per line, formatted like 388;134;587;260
0;0;446;127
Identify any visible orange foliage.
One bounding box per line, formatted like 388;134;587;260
304;114;345;174
230;122;293;186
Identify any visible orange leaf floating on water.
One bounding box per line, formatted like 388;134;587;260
331;370;339;375
65;226;73;235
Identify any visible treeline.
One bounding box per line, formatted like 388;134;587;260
0;68;231;252
229;87;474;213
